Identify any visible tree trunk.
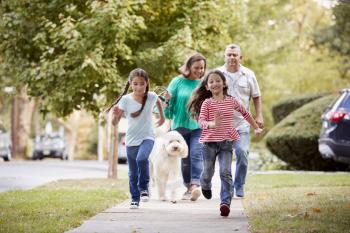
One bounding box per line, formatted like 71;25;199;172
97;117;104;162
107;112;118;179
11;88;35;159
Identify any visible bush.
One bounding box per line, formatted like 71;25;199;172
271;93;328;124
266;94;348;171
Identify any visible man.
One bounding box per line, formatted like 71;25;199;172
217;44;264;198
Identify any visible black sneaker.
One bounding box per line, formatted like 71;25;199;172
140;190;149;202
220;203;230;217
201;188;212;199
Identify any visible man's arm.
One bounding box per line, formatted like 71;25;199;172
253;96;264;128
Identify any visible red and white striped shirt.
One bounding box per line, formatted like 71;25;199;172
198;96;251;143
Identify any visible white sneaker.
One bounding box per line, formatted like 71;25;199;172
140;190;149;202
129;201;139;209
190;187;201;201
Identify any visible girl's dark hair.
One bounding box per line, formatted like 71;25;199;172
179;53;206;78
187;70;229;119
106;68;149;118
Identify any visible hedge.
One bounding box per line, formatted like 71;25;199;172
266;94;349;171
271;93;328;124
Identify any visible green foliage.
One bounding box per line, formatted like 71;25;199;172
314;1;350;81
0;0;348;122
271;93;328;124
265;95;349;171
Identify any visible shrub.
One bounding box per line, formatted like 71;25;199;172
271;93;328;124
265;94;348;171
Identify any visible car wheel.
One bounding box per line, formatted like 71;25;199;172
4;156;10;162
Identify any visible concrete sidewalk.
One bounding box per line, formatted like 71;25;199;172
66;169;249;233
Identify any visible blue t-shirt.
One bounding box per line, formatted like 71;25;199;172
118;92;158;146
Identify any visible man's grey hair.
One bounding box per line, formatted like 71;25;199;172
225;43;241;53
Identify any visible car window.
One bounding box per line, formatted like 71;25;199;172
340;95;350;111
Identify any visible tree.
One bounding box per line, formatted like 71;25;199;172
314;1;350;81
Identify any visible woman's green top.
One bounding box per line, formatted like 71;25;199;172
164;76;200;130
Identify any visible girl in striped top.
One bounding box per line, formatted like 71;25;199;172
187;70;263;217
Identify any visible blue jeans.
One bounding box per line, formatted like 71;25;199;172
233;127;250;191
177;128;203;188
126;139;154;202
200;141;234;205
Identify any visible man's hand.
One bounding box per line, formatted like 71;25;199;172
255;115;264;129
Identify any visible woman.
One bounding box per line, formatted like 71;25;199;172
164;53;206;201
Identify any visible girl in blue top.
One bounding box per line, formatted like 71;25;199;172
112;68;165;209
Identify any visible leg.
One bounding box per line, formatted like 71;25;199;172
156;176;167;201
180;132;191;189
233;129;250;197
188;129;203;201
136;139;154;193
126;145;140;202
218;141;234;205
189;128;203;186
200;142;217;192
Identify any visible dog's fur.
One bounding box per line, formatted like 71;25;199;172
150;130;188;203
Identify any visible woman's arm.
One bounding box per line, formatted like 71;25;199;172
163;78;178;119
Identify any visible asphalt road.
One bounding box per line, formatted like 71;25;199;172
0;160;127;192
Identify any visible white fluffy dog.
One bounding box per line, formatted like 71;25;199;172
150;130;188;203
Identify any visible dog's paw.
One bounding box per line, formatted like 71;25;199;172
171;200;177;204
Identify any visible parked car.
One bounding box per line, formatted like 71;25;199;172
319;89;350;164
32;133;68;160
118;133;127;164
0;125;11;162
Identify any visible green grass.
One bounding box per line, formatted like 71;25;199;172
0;179;128;233
244;173;350;233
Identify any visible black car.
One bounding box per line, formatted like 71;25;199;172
319;89;350;164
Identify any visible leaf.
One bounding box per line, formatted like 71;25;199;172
303;211;309;219
312;208;321;213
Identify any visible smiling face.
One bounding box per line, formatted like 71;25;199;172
130;76;148;97
206;73;225;97
224;47;242;72
188;60;205;80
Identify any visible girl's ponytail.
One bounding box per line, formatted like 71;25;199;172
105;81;130;113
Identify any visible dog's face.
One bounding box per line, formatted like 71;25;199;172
163;131;188;158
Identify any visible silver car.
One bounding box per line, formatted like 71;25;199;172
0;126;11;162
32;133;68;160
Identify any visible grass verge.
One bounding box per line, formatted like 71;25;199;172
0;178;128;233
244;173;350;233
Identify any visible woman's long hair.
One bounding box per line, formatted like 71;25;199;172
187;70;229;119
106;68;149;118
179;53;206;79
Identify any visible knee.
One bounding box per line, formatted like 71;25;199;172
220;169;232;180
136;155;149;165
236;148;249;163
